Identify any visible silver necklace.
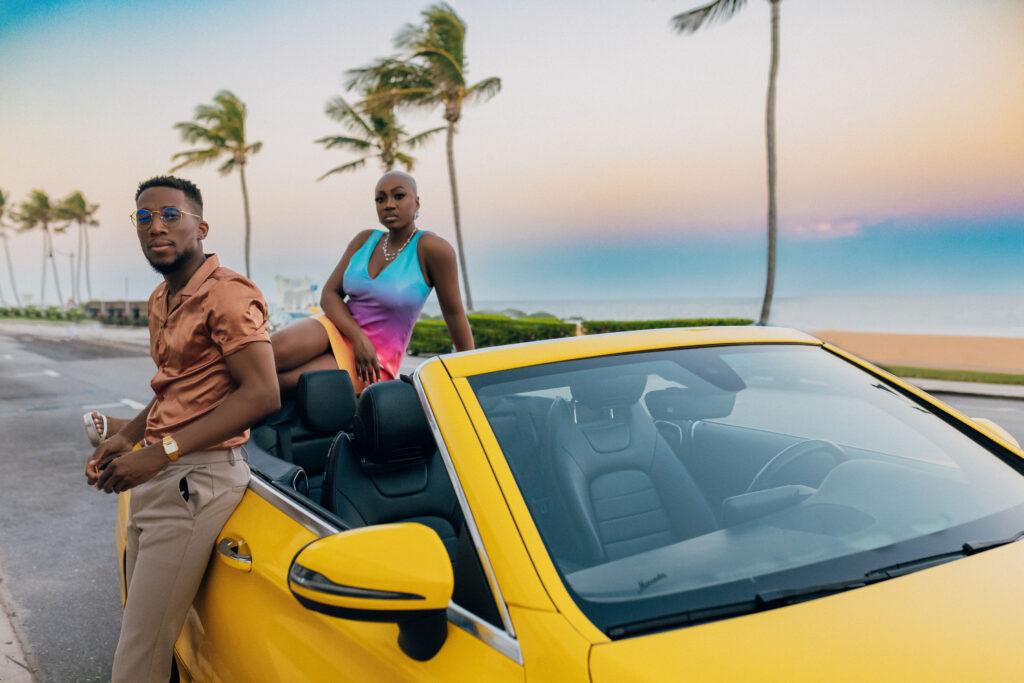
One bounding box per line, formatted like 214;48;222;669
382;228;417;262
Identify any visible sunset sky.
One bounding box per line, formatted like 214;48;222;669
1;0;1021;315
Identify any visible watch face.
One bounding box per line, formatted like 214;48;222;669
163;436;179;460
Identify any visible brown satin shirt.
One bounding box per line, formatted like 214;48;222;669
145;254;270;450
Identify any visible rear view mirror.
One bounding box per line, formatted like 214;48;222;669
288;523;454;661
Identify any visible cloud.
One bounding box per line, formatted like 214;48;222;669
786;219;863;240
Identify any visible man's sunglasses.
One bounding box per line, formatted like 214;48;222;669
129;208;202;229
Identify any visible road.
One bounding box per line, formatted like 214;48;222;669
0;324;1021;681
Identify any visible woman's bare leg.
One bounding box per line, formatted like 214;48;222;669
277;353;343;395
271;318;332;371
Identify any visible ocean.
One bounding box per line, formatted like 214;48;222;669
422;293;1024;338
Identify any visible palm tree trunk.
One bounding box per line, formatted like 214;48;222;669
48;230;64;306
76;223;85;303
4;234;20;308
84;226;93;301
40;230;48;305
445;121;473;311
758;0;781;326
239;164;252;279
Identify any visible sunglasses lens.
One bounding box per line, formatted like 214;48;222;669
160;208;181;223
134;210;153;227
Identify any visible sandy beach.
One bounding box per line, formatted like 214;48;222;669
814;330;1023;374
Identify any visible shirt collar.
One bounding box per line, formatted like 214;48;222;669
160;253;219;314
179;253;220;299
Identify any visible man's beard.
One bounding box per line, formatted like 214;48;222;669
146;247;194;275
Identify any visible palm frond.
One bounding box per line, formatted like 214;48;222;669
403;126;446;149
393;152;415;171
672;0;748;33
315;135;373;152
317;158;369;181
465;77;502;104
173;121;219;145
247;140;263;156
169;147;223;172
409;47;466;86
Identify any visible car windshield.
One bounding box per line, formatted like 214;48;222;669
469;343;1024;636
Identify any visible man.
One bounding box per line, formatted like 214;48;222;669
86;175;280;682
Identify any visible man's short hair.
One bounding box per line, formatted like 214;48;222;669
136;176;203;212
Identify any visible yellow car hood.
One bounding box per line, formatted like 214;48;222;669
589;541;1024;681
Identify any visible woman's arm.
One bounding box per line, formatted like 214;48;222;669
321;229;384;384
421;234;474;352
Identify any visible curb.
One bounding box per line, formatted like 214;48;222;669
904;378;1024;401
0;579;34;683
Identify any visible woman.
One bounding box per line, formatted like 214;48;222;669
84;171;473;444
271;170;473;394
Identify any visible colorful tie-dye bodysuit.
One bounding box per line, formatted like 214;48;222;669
340;229;430;380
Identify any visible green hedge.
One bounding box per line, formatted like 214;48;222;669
582;318;753;334
0;306;145;325
409;314;751;354
0;306;89;321
409;314;578;355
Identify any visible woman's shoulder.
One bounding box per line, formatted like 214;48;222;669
416;230;454;255
351;228;381;244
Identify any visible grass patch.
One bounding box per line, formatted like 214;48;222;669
880;365;1024;386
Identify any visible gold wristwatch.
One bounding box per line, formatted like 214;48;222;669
162;435;180;462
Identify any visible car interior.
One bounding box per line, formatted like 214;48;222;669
246;369;503;628
470;346;1024;604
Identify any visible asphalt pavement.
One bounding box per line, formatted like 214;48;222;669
0;319;1021;682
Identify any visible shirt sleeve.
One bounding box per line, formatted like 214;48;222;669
206;277;271;356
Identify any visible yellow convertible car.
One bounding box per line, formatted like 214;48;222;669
119;327;1024;680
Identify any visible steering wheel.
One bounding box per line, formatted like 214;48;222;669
747;439;848;493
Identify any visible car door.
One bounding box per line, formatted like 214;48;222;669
175;478;525;682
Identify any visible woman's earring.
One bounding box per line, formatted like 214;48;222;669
414;210;420;219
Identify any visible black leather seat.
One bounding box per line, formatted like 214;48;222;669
546;372;717;566
251;370;356;503
322;378;462;561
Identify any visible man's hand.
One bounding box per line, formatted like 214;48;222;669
85;433;134;484
94;444;168;494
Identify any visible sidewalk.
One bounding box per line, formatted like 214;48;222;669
0;583;33;682
902;378;1024;401
0;318;149;351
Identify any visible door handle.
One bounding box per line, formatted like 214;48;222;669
216;537;252;572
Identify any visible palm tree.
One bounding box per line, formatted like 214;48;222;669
55;191;99;303
348;3;501;311
315;91;444;180
0;189;23;308
14;190;67;306
170;90;262;278
673;0;781;325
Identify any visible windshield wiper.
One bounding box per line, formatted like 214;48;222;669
608;533;1024;638
962;529;1024;554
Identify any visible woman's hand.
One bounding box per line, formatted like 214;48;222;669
351;332;382;385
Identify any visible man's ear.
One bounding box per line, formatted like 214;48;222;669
197;220;210;240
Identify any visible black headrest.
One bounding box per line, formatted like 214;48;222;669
297;370;357;433
644;386;736;421
570;373;647;409
351;378;435;467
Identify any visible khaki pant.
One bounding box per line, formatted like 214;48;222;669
112;449;249;683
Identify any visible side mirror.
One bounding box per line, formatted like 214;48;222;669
288;523;454;661
972;417;1021;450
